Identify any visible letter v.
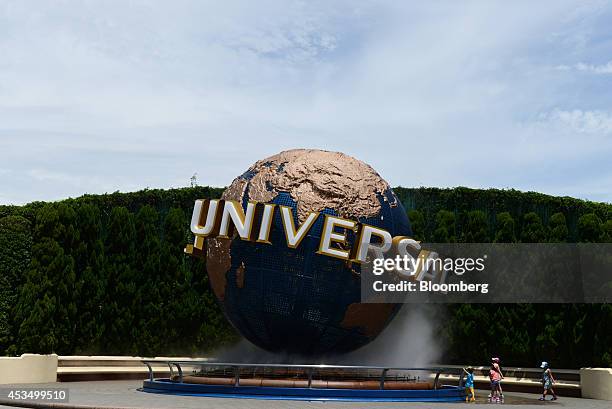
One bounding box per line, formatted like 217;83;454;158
279;206;318;248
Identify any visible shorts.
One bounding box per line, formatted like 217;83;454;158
491;380;500;387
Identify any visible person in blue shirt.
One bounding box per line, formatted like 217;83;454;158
539;362;558;401
463;366;476;402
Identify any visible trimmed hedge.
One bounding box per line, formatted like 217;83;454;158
0;186;611;367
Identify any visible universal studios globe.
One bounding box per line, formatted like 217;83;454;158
205;149;412;355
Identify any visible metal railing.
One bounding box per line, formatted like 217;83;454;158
141;360;465;390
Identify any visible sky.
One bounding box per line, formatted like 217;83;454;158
1;0;612;205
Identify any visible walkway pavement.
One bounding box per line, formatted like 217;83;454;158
0;380;609;409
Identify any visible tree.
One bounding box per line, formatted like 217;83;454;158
101;207;136;354
600;220;612;243
442;304;492;364
548;212;569;243
159;208;186;351
490;305;533;365
593;304;612;366
13;205;77;354
578;213;603;243
433;210;456;243
73;204;105;353
0;216;32;355
521;212;547;243
133;205;162;355
162;207;237;354
461;210;489;243
494;212;516;243
408;210;426;241
14;239;72;353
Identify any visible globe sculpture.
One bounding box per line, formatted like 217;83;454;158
205;149;412;355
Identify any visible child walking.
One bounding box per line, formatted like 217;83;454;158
489;357;504;403
493;357;505;402
463;366;476;402
539;362;558;401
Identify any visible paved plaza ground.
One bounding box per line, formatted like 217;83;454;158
0;380;609;409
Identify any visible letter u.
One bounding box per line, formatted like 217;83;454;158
190;199;221;236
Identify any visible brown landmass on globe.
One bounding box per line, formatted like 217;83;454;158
340;302;397;337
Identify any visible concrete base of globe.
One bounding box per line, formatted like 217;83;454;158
141;378;466;402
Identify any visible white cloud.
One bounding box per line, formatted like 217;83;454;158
555;61;612;74
539;109;612;134
576;61;612;74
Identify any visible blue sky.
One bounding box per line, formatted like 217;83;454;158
1;0;611;204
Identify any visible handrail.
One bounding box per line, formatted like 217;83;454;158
141;360;455;372
144;362;154;382
379;368;389;389
233;365;239;386
170;362;183;383
434;364;580;375
141;360;464;389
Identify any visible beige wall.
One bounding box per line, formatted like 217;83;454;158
580;368;612;401
0;354;58;384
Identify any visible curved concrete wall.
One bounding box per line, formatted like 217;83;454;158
580;368;612;401
0;354;58;384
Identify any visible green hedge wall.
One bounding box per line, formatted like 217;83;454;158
0;187;234;356
0;186;611;367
